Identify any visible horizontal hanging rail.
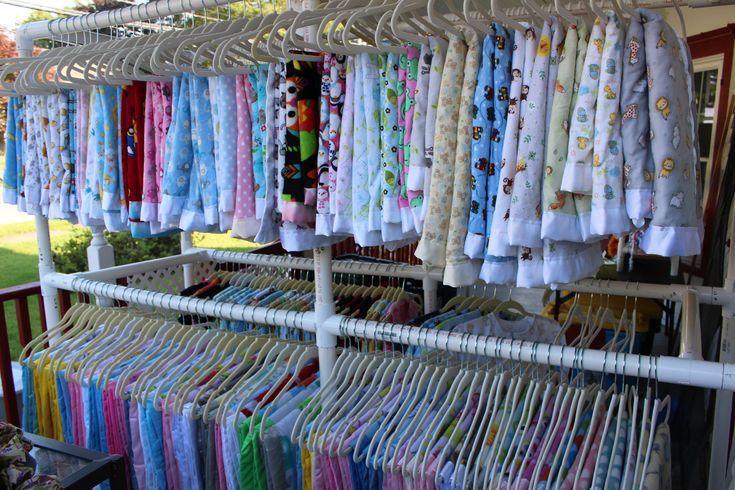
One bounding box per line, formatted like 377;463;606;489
42;273;317;333
40;269;735;392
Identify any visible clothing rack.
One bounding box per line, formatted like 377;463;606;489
11;0;735;487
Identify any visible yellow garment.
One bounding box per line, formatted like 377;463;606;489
32;360;63;440
301;447;312;490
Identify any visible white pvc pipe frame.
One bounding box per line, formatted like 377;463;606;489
39;248;735;391
13;0;735;484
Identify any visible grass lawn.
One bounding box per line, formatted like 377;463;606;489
0;218;256;360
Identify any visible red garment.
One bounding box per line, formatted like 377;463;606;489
121;81;147;213
241;359;319;416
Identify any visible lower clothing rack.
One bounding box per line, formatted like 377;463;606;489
38;247;735;391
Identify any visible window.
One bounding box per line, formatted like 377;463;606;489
692;57;723;207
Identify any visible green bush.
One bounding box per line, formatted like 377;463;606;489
52;228;181;274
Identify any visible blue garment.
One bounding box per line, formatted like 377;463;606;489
190;75;219;226
21;363;38;434
465;35;496;258
55;372;73;443
98;86;126;232
3;97;19;205
138;401;167;490
161;75;193;227
482;24;516;272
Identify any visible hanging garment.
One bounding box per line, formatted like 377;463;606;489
214;75;238;232
120;81;151;237
352;53;382;247
465;34;496;260
508;21;555;288
380;52;405;243
3;97;21;205
508;20;555;250
542;21;586;243
590;12;631;237
621;11;654;228
316;54;333;236
408;37;448;234
333;56;355;236
415;34;467;267
399;45;420;233
639;8;702;257
232;73;259;239
256;63;281;244
562;17;606;195
76;89;90;217
161;75;193;228
444;28;482;287
481;26;530;285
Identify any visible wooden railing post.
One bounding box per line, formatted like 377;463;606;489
0;303;20;426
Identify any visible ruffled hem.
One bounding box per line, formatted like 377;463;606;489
203;204;218;226
444;259;481;287
180;209;212;232
577;211;595;243
160;194;186;224
255;197;265;220
516;250;545;288
231;217;261;240
3;188;17;205
486;229;517;257
560;162;593;193
640;224;702;257
255;217;279;245
381;221;404;243
353;222;383;248
219;189;235;214
383;197;401;224
590;205;631;236
401;207;416;235
332;213;354;236
368;206;382;233
315;214;335;237
219;211;234;232
625;188;652;227
103;211;128;233
507;218;543;249
464;233;486;260
141;202;159;224
543;242;603;285
541;211;583;242
411;208;424;235
414;236;448;268
479;257;518;285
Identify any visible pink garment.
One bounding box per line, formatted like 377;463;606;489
128;402;148;490
398;46;420;219
70;382;86;448
215;423;227;490
515;407;574;490
559;408;605;490
142;81;173;223
232;74;258;238
574;412;607;490
339;456;354;490
103;382;132;490
162;410;182;490
312;451;326;490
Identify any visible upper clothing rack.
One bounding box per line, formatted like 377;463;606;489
9;0;735;487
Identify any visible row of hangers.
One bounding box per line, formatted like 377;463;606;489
292;304;665;489
0;0;689;97
20;302;320;430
